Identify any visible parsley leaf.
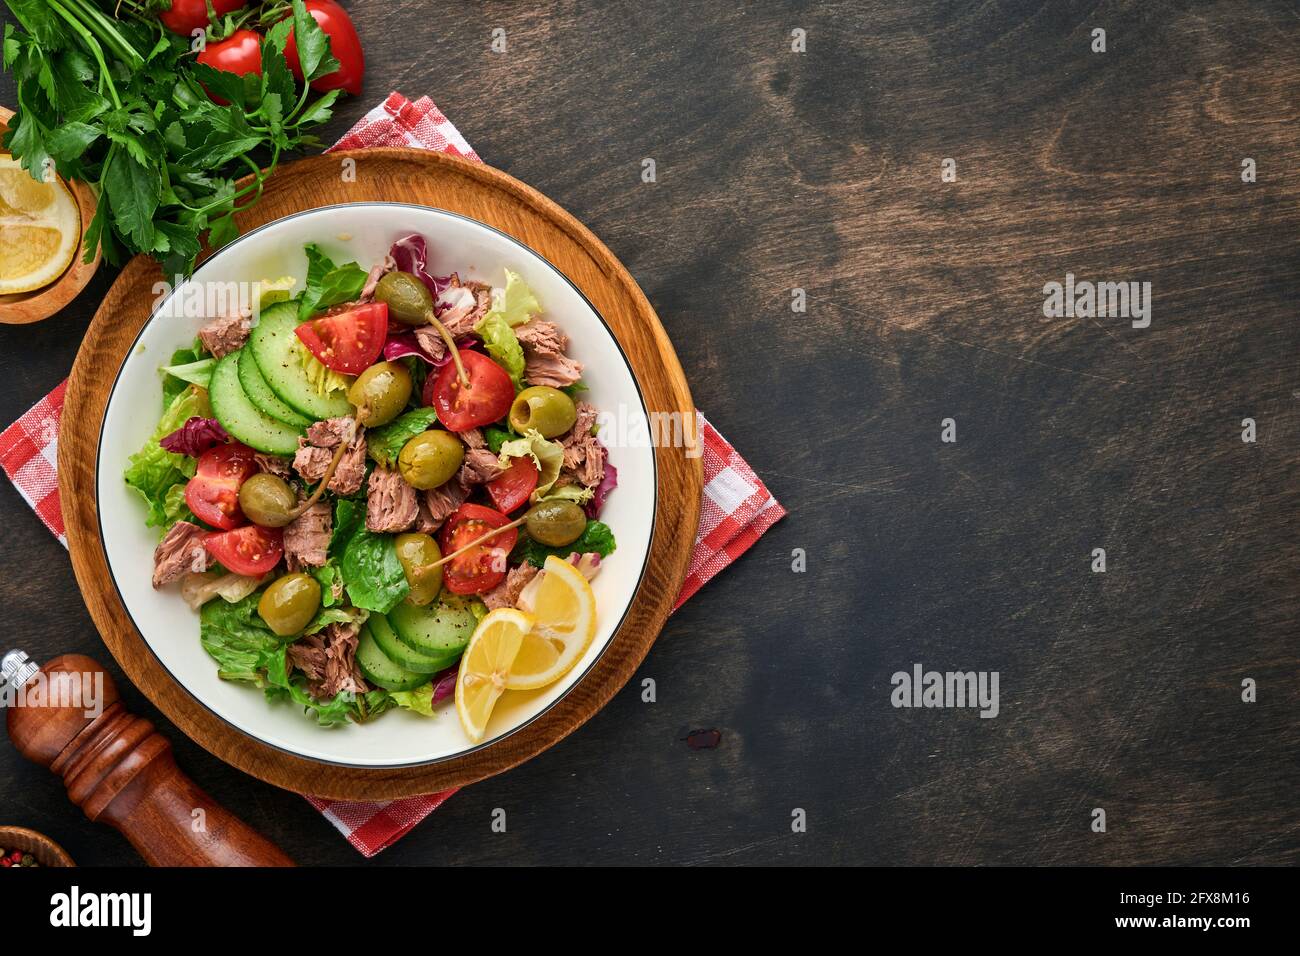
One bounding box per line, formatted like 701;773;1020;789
0;0;348;274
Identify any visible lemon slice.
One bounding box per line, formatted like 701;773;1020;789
506;556;598;690
456;607;533;743
0;155;80;295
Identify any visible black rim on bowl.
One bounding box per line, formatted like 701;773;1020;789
95;201;658;770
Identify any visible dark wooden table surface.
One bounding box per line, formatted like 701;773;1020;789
1;1;1296;866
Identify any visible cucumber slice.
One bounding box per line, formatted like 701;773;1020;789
388;597;478;663
238;345;312;427
208;350;304;455
369;612;454;674
249;301;353;420
356;624;428;691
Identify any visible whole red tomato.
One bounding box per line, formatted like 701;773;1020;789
284;0;365;95
159;0;247;36
196;29;263;105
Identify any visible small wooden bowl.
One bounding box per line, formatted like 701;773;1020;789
0;825;76;867
0;105;101;325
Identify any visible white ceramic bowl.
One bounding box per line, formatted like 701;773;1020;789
97;203;655;767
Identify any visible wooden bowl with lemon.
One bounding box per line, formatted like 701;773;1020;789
0;106;100;324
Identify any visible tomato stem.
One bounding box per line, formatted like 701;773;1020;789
424;310;470;388
417;516;526;574
284;416;358;521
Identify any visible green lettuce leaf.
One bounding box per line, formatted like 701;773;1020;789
484;425;517;454
161;340;205;407
473;269;540;388
536;484;594;506
367;407;438;468
198;591;281;683
260;644;357;727
124;385;205;527
303;604;368;636
310;558;345;607
159;357;215;393
341;529;410;613
330;499;364;557
497;428;564;499
386;682;437;717
298;242;368;320
475;313;526;388
160;482;195;528
515;520;617;568
489;269;540;327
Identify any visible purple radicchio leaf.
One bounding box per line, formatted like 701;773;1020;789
430;666;459;706
160;417;230;457
382;330;453;366
383;331;481;366
389;234;453;301
584;445;618;518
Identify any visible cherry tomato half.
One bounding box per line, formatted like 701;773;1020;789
485;455;539;514
284;0;365;95
160;0;247;36
184;442;257;530
204;524;284;577
294;301;388;376
424;350;515;432
438;503;518;594
195;29;263;105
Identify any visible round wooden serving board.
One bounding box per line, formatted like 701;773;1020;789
59;149;701;799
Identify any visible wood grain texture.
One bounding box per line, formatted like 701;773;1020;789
0;825;75;866
58;149;701;799
0;0;1296;864
8;655;293;866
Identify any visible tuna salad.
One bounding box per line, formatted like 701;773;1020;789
125;234;618;731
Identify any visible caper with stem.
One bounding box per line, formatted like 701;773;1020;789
238;472;298;528
374;271;433;325
371;270;469;387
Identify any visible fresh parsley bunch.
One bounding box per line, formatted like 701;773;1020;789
2;0;345;276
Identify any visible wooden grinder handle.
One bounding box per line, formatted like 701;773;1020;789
6;654;293;866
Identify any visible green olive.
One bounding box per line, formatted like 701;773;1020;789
238;473;298;528
398;429;464;490
257;573;322;637
509;386;578;439
348;361;412;427
395;532;444;606
374;271;433;326
525;499;587;547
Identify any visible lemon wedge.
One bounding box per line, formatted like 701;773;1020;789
456;607;533;743
506;556;598;690
0;155;80;295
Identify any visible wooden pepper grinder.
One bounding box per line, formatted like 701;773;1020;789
3;651;293;866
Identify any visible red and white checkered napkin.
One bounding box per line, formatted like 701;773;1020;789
0;93;785;856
